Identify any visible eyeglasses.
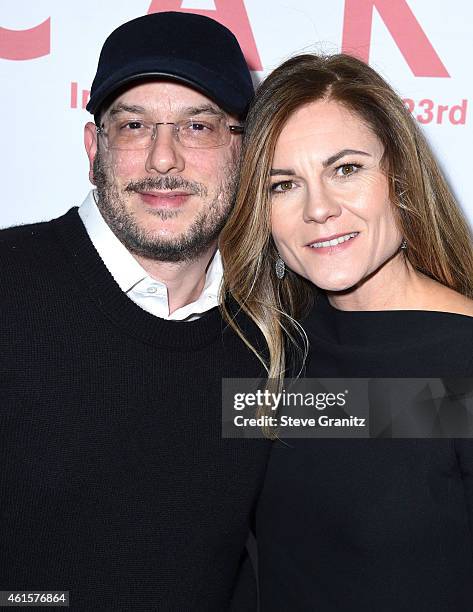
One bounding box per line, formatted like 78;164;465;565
96;116;244;150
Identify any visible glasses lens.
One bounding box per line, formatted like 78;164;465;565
178;117;227;148
104;121;153;150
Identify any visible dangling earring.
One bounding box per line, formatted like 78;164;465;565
275;255;285;279
400;238;407;250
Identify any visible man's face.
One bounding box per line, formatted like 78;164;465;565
84;81;242;262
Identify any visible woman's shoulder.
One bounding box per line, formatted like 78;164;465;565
420;280;473;319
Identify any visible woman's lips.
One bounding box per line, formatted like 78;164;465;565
306;232;359;254
138;191;192;208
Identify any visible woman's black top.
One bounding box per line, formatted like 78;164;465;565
256;295;473;611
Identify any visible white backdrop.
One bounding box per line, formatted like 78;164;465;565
1;0;471;229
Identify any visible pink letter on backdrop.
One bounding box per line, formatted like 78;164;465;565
147;0;262;70
0;18;51;60
342;0;449;77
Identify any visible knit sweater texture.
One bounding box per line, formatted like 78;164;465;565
0;208;270;611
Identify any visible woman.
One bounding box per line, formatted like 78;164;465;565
220;54;473;610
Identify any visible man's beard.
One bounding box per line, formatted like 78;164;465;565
93;151;236;262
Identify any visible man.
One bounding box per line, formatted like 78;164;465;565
0;12;268;611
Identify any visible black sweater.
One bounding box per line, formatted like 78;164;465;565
0;208;270;611
257;294;473;612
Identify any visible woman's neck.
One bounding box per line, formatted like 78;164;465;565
326;253;432;312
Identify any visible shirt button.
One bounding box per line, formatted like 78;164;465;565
147;286;158;294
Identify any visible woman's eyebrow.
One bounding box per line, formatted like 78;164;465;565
270;149;372;176
323;149;371;167
270;168;296;176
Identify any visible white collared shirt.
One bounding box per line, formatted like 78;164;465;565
78;190;222;321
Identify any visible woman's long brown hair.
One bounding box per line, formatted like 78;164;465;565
220;53;473;384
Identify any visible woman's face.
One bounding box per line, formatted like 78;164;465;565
270;99;403;293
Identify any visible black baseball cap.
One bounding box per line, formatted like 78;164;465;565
86;11;254;120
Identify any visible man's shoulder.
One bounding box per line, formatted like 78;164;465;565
0;208;83;290
0;218;54;249
0;208;79;257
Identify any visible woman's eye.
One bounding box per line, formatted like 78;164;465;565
336;163;360;177
271;181;294;193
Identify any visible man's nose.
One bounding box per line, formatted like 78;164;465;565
145;125;185;175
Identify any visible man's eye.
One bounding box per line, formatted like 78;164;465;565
122;121;145;130
271;181;294;193
187;121;213;132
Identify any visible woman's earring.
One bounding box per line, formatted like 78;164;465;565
400;238;408;250
275;255;286;279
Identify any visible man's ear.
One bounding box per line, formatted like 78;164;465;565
84;122;98;185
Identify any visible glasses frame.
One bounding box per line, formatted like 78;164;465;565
95;118;244;151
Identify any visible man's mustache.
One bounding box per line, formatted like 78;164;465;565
124;176;207;197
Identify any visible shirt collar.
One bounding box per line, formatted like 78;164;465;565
78;190;147;292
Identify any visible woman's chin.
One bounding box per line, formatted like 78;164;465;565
307;276;358;293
